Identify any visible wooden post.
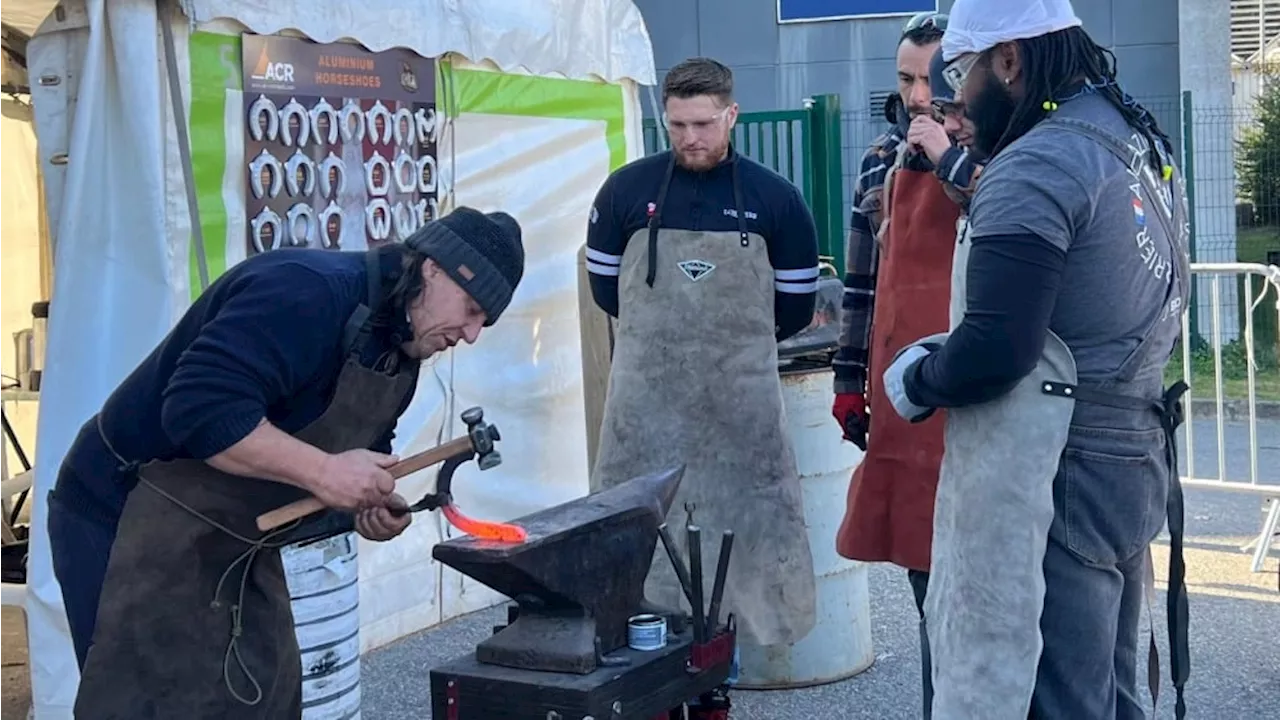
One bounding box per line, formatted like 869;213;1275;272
576;243;614;486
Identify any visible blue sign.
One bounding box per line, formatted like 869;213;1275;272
777;0;937;23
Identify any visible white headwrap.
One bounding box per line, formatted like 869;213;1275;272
941;0;1084;62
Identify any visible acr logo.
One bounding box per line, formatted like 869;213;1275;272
677;259;715;282
250;45;296;84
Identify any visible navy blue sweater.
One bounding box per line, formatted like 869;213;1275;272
586;148;820;340
63;248;419;513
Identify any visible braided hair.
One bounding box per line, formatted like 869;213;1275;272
987;26;1173;174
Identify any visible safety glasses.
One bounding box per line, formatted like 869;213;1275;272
931;99;961;122
662;105;732;137
902;11;947;36
943;53;982;94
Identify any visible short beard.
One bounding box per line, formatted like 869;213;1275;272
674;138;729;172
966;60;1018;159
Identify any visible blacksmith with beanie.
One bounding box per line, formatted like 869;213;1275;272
47;206;524;717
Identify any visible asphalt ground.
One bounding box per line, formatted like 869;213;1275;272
3;418;1278;719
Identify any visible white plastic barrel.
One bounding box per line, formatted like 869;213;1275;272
735;365;876;689
282;531;362;719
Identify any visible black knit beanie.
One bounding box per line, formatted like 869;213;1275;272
404;207;525;326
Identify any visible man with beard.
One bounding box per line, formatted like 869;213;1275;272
831;13;983;717
586;57;820;715
881;0;1192;717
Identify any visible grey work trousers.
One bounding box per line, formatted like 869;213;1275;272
908;569;933;720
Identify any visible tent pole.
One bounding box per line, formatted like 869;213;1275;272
158;0;210;293
37;162;54;299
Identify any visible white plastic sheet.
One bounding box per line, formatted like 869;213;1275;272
182;0;657;86
22;2;653;717
1;97;44;553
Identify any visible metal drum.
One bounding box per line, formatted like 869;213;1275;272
283;532;362;719
735;365;876;689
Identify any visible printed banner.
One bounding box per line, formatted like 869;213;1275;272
776;0;936;23
241;34;438;256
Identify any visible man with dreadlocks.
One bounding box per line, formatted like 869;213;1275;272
879;1;1193;718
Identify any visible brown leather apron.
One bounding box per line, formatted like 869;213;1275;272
74;252;418;719
834;158;961;572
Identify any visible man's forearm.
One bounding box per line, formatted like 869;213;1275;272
206;419;330;490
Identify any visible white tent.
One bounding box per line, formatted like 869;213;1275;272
12;0;655;716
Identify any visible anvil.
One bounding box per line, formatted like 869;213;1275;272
432;465;685;674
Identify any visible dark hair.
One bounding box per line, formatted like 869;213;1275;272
987;26;1173;172
662;57;733;106
375;243;424;319
903;26;944;46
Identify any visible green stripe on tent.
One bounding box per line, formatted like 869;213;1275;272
187;30;239;296
443;64;629;173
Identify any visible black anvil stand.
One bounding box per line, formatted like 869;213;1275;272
428;466;738;720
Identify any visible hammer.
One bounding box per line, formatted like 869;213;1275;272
255;406;501;532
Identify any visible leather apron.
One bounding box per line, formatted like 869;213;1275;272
835;150;961;572
74;252;418;719
917;118;1191;719
590;152;817;647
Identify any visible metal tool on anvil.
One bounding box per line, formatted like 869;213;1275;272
677;523;737;720
255;406;526;542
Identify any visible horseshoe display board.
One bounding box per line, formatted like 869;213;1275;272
241;33;439;256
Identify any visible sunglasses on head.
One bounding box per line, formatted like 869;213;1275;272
902;11;948;36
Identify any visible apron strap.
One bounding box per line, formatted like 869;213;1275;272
1158;380;1191;719
341;249;389;356
730;157;749;247
645;153;678;287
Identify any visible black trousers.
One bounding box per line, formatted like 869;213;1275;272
908;569;933;720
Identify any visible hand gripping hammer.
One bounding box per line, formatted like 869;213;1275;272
254;406;524;541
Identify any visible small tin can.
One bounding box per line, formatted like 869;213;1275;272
627;613;667;651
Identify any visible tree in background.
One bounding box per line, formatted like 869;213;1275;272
1237;76;1280;226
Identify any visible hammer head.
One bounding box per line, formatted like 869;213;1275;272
461;406;502;471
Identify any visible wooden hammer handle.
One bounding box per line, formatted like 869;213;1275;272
255;436;474;532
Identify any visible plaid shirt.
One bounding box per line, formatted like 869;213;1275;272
833;131;985;395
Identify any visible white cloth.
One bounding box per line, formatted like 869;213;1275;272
941;0;1083;61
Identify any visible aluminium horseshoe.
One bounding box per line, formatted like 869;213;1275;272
309;97;340;146
319;152;347;198
319;201;344;249
248;94;279;142
413;196;438;226
365;198;392;241
365;100;393;145
279;97;310;147
393;107;416;146
285;203;316;247
248;149;283;199
340;99;366;144
364;151;392;198
415;106;437;144
416;154;438;194
393;201;419;240
250;207;283;253
394;150;418;194
285;150;317;197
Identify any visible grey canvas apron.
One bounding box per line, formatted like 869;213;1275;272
74;251;418;719
590;153;817;647
919;118;1191;719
